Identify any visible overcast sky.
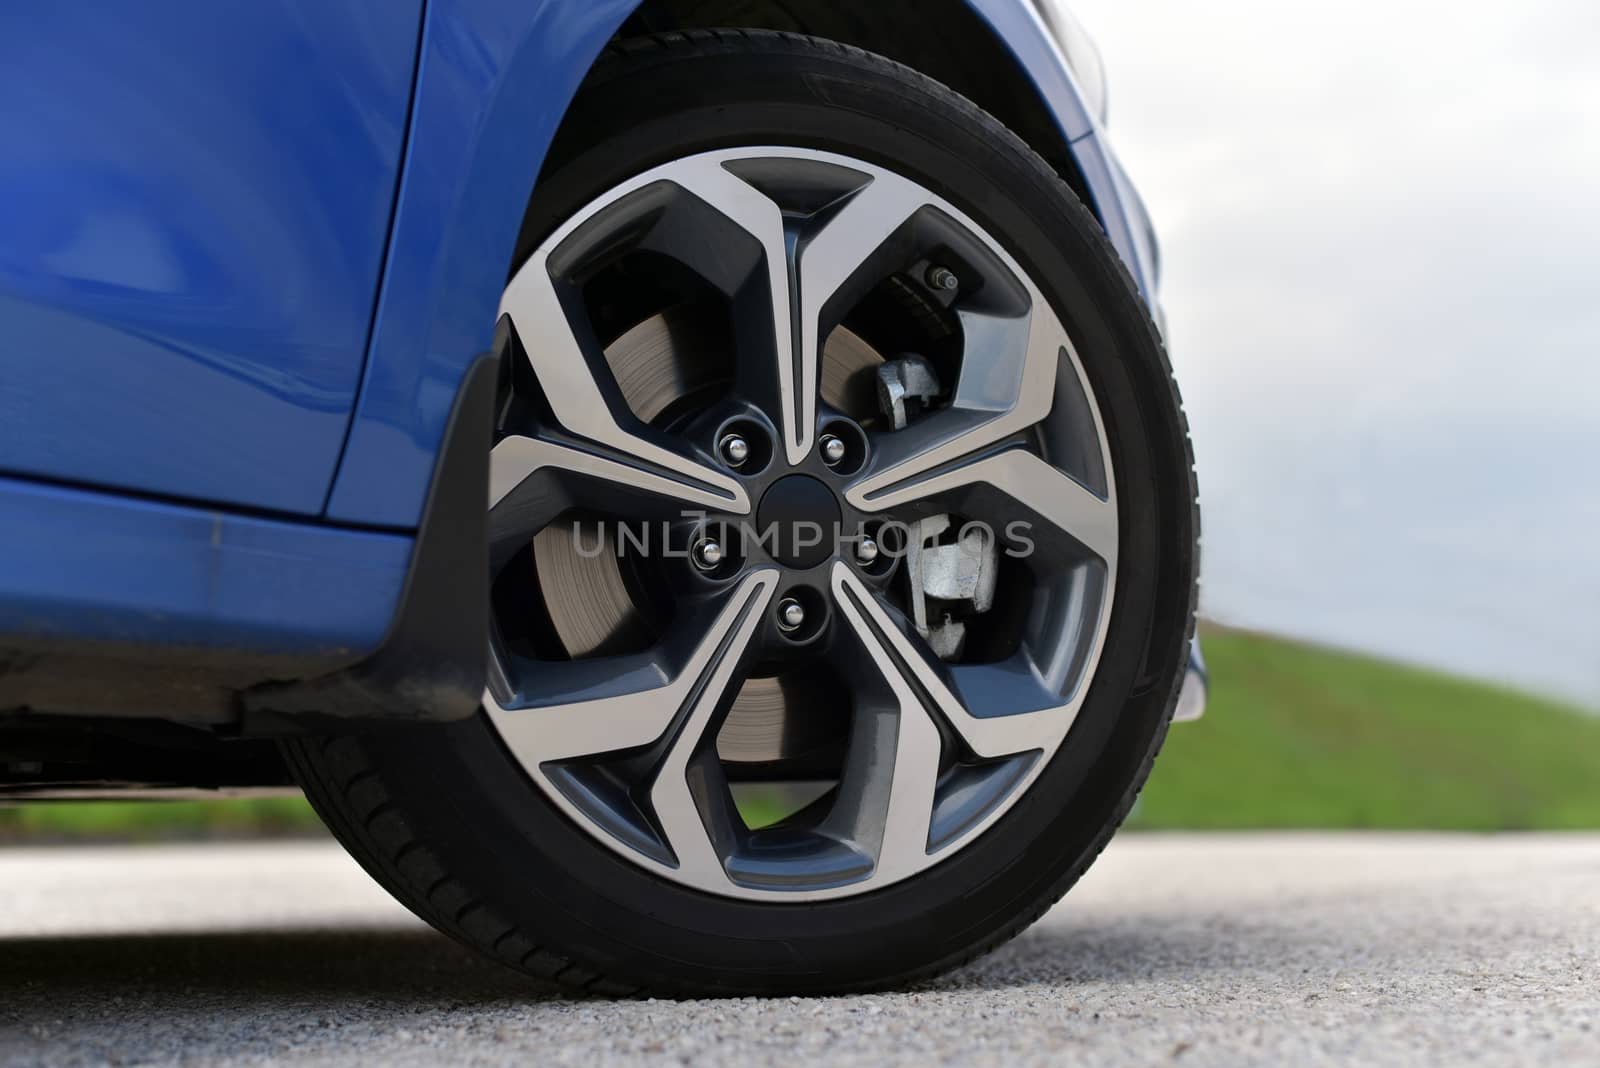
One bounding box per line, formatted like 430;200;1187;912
1071;1;1600;706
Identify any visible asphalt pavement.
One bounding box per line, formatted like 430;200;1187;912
2;833;1597;1067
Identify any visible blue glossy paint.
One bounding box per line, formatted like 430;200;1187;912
965;0;1157;298
0;476;409;655
1058;131;1158;299
0;1;423;516
325;0;1149;528
326;0;637;526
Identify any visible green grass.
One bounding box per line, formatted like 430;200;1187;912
0;795;320;843
5;626;1597;841
1129;625;1600;830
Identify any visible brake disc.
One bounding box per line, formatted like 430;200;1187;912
532;308;884;764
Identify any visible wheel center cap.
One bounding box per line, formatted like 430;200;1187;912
756;474;842;570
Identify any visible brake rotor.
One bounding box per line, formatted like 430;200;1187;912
531;308;884;764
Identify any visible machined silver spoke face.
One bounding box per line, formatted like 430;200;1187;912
487;571;779;885
484;148;1119;900
495;265;750;518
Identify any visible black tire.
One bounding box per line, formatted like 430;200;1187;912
285;29;1197;997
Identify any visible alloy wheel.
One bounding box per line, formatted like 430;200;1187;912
483;147;1118;901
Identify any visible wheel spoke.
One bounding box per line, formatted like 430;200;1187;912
489;432;744;514
846;300;1065;510
487;570;775;887
670;160;933;466
663;161;804;463
487;431;748;572
829;565;943;878
486;570;776;763
853;447;1118;568
789;170;932;460
497;263;749;514
831;563;1071;760
646;573;776;885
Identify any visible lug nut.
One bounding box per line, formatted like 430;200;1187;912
777;598;806;632
855;535;880;565
926;265;959;292
692;538;724;571
719;434;750;467
820;435;846;465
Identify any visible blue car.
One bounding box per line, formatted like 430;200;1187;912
0;1;1202;993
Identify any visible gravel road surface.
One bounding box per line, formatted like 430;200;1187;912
2;833;1596;1067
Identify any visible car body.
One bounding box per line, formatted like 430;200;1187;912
0;0;1201;793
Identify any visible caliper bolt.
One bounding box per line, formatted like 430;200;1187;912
777;598;806;632
820;435;846;466
855;536;880;565
719;434;750;467
925;265;959;292
692;538;724;571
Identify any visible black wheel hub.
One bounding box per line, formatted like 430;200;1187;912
755;474;842;570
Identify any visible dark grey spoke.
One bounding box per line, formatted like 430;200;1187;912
498;256;749;515
788;169;932;460
487;570;777;887
487;570;775;759
827;564;944;878
846;302;1066;511
671;156;934;466
645;572;777;885
855;447;1118;569
489;432;744;515
663;159;807;465
831;563;1076;760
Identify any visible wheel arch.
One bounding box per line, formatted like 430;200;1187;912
614;0;1105;221
327;0;1141;531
